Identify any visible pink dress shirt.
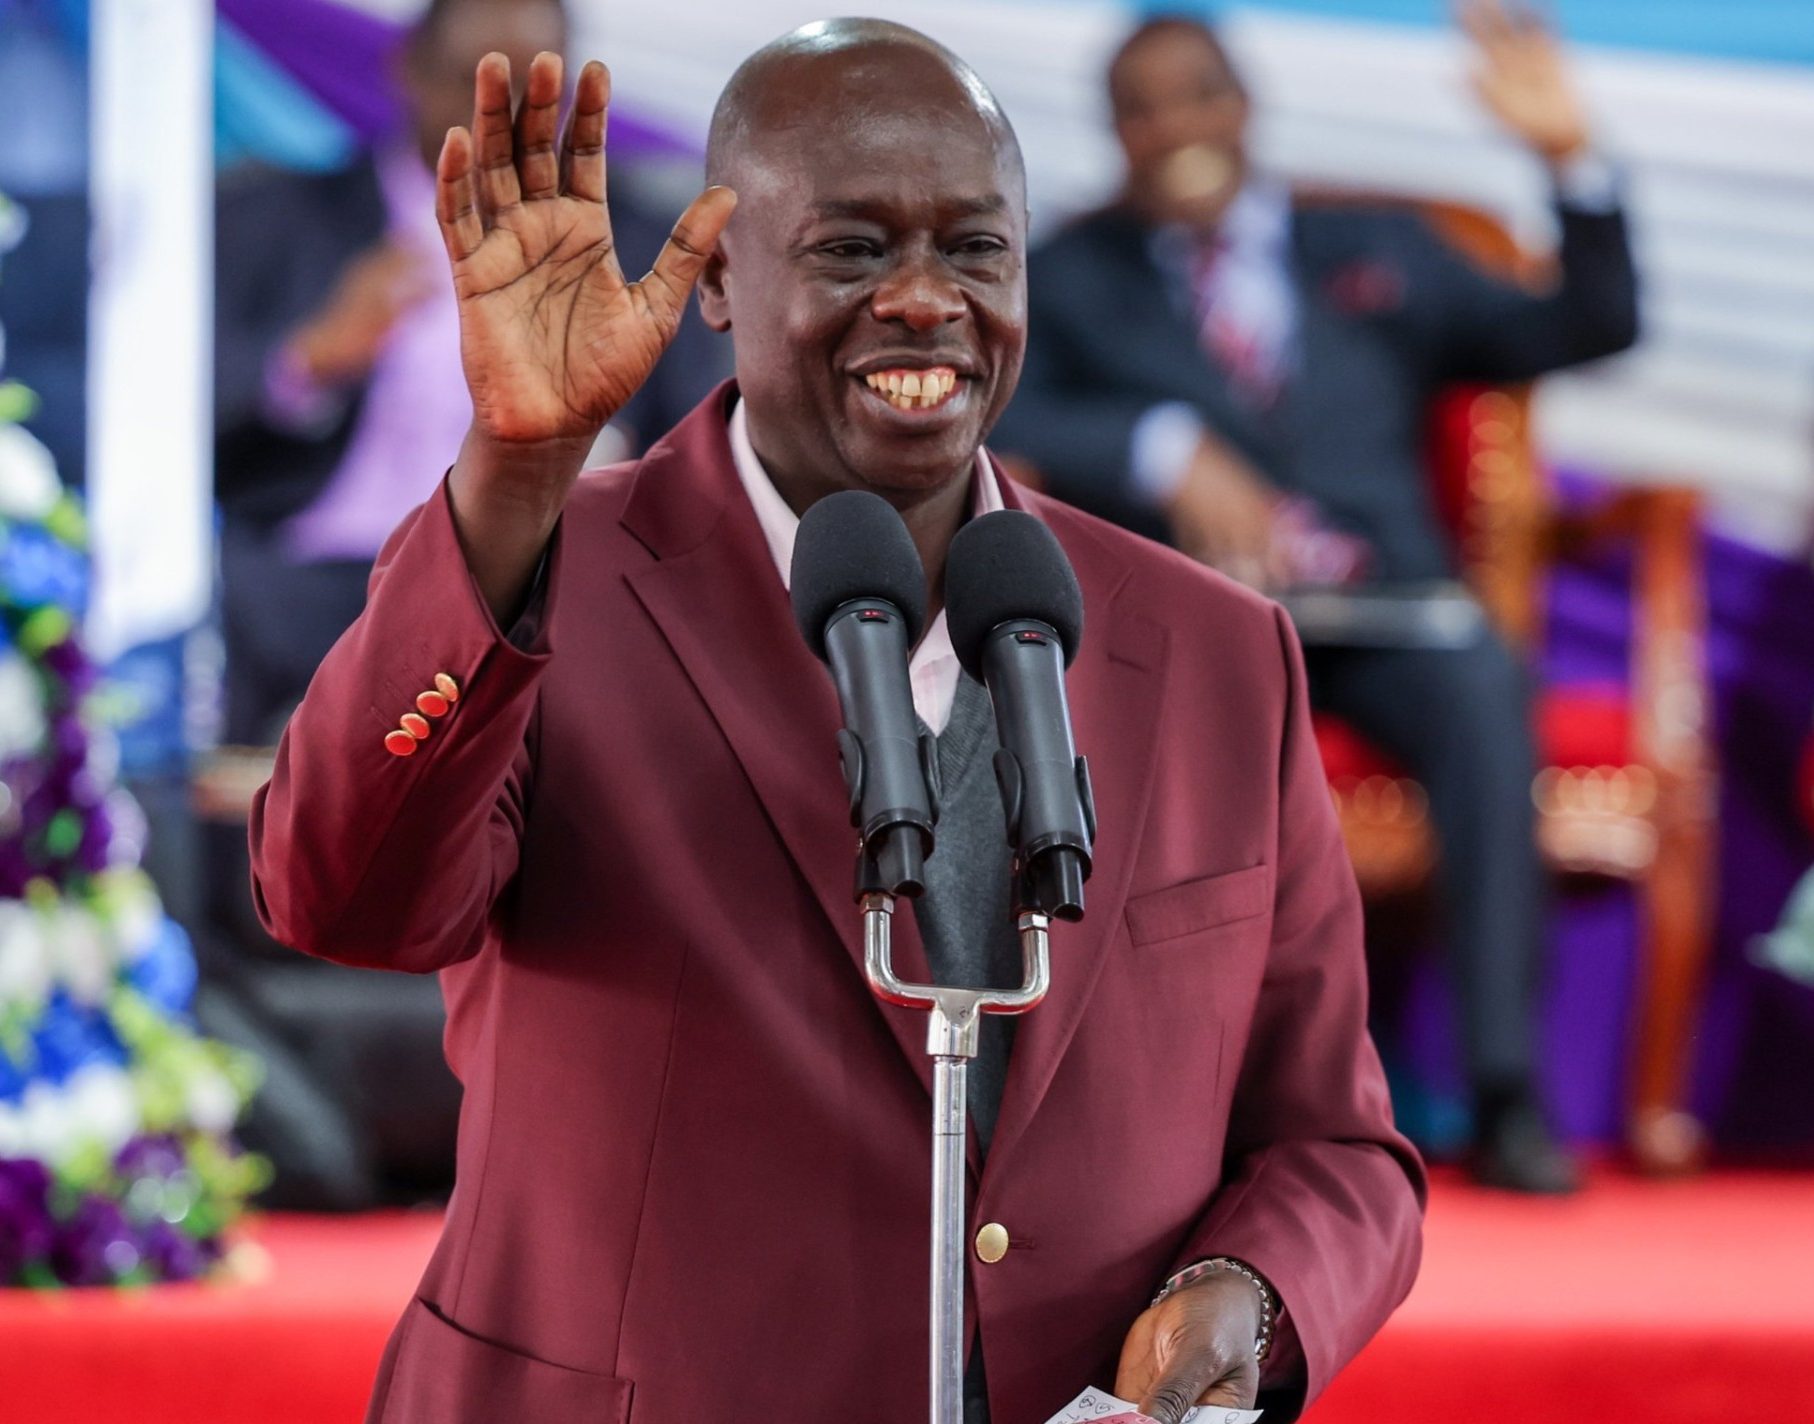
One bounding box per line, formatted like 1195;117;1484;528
726;397;1003;735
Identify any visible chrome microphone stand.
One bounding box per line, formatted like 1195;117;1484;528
860;880;1051;1424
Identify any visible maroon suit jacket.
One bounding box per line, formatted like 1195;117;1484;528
250;384;1423;1424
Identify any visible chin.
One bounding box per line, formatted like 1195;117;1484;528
842;434;982;499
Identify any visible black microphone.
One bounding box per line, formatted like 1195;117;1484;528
945;510;1095;921
791;490;941;899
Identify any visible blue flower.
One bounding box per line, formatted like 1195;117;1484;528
30;989;126;1082
124;918;198;1015
0;1047;24;1102
0;523;86;611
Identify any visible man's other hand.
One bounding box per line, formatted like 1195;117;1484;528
286;241;434;387
1166;435;1286;593
436;51;737;447
1458;0;1592;165
1114;1270;1263;1423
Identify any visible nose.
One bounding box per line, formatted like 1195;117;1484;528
871;249;966;332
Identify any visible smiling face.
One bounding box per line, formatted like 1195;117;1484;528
1110;21;1250;232
698;40;1027;513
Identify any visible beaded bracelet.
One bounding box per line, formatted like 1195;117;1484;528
1151;1256;1277;1363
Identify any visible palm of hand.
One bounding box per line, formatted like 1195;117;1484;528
1461;0;1589;161
454;197;671;443
1475;43;1586;155
436;51;735;449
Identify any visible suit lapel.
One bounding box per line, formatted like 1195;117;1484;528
620;390;942;1100
982;482;1171;1182
617;402;1168;1168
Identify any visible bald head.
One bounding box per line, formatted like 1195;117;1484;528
691;18;1030;530
705;19;1023;196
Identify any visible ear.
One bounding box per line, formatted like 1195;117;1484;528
696;246;732;333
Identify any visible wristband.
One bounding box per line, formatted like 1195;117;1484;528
1151;1256;1276;1363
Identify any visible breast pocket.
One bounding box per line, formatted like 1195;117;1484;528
1125;864;1272;946
378;1296;634;1424
1115;865;1275;1153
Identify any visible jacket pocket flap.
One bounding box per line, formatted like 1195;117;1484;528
1125;864;1271;944
383;1296;633;1424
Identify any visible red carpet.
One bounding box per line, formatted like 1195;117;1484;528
4;1167;1811;1423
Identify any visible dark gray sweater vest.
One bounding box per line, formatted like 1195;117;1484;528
912;672;1022;1424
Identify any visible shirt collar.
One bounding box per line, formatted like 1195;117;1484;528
726;396;1004;591
1220;175;1293;256
1150;174;1294;269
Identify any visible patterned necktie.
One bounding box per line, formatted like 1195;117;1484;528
1190;235;1283;407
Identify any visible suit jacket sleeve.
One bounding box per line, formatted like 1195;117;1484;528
1171;604;1426;1419
1412;200;1640;382
247;480;558;973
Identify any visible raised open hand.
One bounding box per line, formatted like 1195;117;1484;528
436;51;736;445
1457;0;1591;164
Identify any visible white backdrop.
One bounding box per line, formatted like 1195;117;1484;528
85;0;213;661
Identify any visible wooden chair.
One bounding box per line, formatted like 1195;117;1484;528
1312;197;1718;1175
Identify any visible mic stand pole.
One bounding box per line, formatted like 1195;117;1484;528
859;878;1051;1424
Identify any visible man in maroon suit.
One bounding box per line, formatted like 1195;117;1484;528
250;20;1423;1424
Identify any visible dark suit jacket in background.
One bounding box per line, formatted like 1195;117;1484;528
215;156;388;531
994;197;1640;580
250;385;1423;1424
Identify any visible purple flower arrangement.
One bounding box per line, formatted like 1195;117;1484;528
1;1136;240;1287
1;192;267;1288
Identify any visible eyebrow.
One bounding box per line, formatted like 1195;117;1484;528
807;194;1011;221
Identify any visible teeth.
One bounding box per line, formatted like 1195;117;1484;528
862;368;960;410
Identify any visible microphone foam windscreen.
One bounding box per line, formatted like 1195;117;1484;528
945;510;1084;677
790;489;928;660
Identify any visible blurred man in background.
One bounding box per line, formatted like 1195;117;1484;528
207;0;726;1209
996;0;1640;1192
214;0;726;746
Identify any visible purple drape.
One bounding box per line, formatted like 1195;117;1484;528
217;0;406;140
217;0;694;158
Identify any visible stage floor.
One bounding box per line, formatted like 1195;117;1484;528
5;1166;1811;1423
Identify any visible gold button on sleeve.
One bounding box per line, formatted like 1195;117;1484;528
434;672;460;703
974;1222;1009;1264
384;730;418;757
416;690;450;717
400;712;431;740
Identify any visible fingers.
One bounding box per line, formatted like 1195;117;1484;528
1455;0;1508;44
560;60;610;205
435;126;484;263
513;51;564;200
641;185;738;327
1457;0;1547;55
470;52;522;217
